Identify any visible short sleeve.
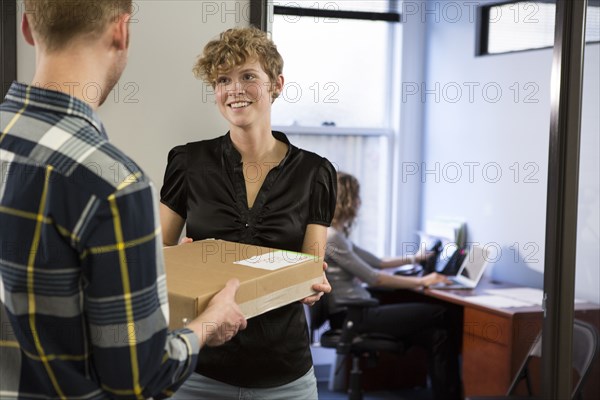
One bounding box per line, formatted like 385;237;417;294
308;158;337;226
160;145;188;219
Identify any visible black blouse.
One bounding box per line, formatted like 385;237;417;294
160;131;337;387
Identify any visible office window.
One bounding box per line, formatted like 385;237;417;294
270;1;400;254
477;1;600;55
271;15;390;128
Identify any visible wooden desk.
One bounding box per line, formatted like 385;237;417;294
371;279;600;399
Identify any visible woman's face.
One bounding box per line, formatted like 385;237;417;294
214;59;283;130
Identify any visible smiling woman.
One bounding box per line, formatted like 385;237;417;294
212;60;283;137
158;26;337;399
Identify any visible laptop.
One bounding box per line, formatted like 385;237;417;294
430;245;490;289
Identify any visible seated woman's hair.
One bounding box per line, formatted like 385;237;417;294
333;172;361;236
193;27;284;100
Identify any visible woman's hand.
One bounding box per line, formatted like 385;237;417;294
301;261;332;306
420;272;451;287
179;236;193;244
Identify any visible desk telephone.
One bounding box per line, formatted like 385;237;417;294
421;240;467;276
394;240;467;277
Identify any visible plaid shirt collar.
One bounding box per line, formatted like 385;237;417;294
5;81;108;140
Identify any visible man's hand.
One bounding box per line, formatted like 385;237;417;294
187;279;247;347
301;261;332;307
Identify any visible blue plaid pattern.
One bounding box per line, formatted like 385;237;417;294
0;82;199;399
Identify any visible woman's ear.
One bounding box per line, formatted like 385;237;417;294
275;74;284;92
272;74;284;101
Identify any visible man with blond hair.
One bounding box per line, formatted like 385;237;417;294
0;1;246;398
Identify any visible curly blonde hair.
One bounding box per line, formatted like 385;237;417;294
333;172;361;237
192;27;284;100
24;0;131;52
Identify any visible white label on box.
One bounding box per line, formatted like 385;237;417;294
234;250;312;271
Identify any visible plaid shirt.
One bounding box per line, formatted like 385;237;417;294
0;82;199;399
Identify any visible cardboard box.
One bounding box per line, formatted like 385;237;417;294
163;239;323;329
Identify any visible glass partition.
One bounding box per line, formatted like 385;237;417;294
572;2;600;399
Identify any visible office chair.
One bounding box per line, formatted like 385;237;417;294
310;294;404;400
467;319;599;400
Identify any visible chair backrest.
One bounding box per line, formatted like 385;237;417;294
571;319;600;398
506;319;599;399
506;330;542;396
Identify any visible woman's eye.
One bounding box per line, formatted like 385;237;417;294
216;77;229;85
243;74;255;81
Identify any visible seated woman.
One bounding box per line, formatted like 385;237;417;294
325;172;462;400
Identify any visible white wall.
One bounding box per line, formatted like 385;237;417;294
391;3;428;254
17;0;250;185
418;0;599;303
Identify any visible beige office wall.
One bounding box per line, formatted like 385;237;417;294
17;0;250;185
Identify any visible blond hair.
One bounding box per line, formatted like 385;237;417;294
23;0;132;51
333;172;361;237
193;27;284;99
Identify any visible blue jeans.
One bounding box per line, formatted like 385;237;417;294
171;366;318;400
